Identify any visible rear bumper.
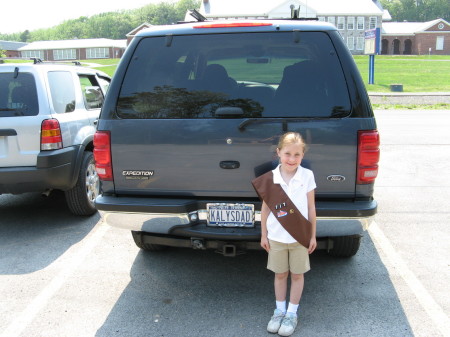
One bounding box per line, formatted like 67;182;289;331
96;195;377;239
0;146;81;194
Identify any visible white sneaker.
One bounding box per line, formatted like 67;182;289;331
277;312;298;336
267;309;285;333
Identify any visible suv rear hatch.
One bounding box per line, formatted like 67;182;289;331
0;67;43;167
104;24;377;200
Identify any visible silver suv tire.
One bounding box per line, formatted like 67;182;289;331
65;151;99;216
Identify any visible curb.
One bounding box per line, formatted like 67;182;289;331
368;92;450;105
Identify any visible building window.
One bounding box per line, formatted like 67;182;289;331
347;17;355;30
337;17;345;30
87;48;110;59
21;50;44;59
369;17;377;29
347;37;354;50
436;36;444;50
356;37;364;50
357;17;365;30
327;17;336;27
318;17;325;22
54;49;76;60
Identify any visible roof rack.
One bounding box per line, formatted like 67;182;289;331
0;57;43;64
189;9;207;22
0;57;83;66
177;9;319;25
177;9;208;24
288;5;319;20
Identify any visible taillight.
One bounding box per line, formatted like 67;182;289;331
93;131;113;181
357;130;380;184
41;119;63;150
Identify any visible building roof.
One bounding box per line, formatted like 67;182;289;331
382;18;450;35
0;40;28;51
200;0;383;18
19;38;127;51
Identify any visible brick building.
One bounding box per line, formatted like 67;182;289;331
18;38;126;61
0;41;28;58
381;19;450;55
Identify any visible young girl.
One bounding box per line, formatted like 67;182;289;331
259;132;317;336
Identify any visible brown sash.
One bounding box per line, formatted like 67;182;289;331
252;171;312;249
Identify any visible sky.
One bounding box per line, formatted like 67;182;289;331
0;0;170;34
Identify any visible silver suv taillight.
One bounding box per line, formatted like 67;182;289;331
41;119;63;150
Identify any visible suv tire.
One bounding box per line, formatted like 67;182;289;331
131;231;166;251
65;151;99;216
328;235;362;258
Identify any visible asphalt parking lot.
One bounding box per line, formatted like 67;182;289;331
0;109;449;337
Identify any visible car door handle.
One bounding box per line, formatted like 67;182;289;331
0;129;17;136
220;161;240;169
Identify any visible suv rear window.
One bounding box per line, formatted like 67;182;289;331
117;31;351;119
0;72;39;117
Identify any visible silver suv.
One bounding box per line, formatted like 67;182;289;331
0;61;110;215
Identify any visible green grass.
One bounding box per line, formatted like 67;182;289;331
5;56;449;93
89;65;117;77
82;58;119;66
3;56;449;109
81;59;120;77
91;56;450;93
354;55;450;92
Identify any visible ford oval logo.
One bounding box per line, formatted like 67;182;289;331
327;175;346;182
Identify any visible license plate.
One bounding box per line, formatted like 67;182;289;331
207;203;254;227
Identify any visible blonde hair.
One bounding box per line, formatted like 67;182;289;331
277;132;307;153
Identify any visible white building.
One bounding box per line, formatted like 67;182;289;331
19;39;127;61
198;0;387;54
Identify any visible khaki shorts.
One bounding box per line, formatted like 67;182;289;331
267;240;310;274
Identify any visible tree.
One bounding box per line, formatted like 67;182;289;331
0;1;203;41
20;30;31;42
381;0;450;22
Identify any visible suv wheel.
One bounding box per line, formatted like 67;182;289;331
65;151;99;216
131;231;166;251
328;235;362;258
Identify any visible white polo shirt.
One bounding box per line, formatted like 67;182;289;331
266;165;316;244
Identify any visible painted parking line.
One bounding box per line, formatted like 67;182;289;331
1;222;110;337
369;222;450;336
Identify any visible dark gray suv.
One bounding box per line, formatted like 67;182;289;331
95;18;380;257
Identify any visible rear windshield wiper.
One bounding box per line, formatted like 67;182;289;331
239;108;351;130
239;118;307;131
